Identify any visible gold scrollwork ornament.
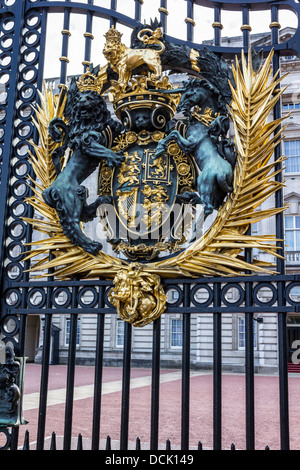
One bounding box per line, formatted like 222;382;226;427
108;264;167;327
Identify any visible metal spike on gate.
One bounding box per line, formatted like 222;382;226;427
50;432;56;451
106;435;111;450
136;437;141;450
77;433;83;450
231;443;236;450
166;439;171;450
23;430;30;450
198;441;202;450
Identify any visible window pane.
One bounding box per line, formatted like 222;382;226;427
285;156;300;173
238;317;245;348
171;319;182;347
286;230;295;251
296;231;300;251
296;216;300;229
116;320;124;347
285;140;300;156
285;216;294;229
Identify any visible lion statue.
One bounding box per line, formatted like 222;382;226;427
103;26;165;91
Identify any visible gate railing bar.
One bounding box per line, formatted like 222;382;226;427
134;0;142;22
120;322;132;450
0;0;26;290
63;311;79;449
245;310;255;450
5;273;299;289
186;0;194;42
271;3;290;451
242;16;255;450
150;317;161;450
60;1;71;85
181;283;191;450
36;314;53;450
91;285;105;450
110;0;116;28
213;4;222;47
241;5;251;49
36;253;55;450
159;0;168;33
83;0;94;72
213;284;222;450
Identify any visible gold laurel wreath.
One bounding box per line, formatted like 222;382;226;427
23;49;287;279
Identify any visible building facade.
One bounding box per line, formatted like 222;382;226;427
27;28;300;373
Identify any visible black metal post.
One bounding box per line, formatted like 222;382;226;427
181;284;191;450
91;286;105;450
120;321;132;450
213;284;222;450
150;317;161;450
270;3;290;451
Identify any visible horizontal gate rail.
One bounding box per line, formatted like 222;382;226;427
2;274;300;315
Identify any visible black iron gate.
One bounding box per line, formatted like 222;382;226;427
0;0;300;451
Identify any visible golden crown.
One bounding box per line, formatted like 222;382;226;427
77;67;103;94
109;75;181;119
104;25;123;42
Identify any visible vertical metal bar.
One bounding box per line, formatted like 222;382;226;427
60;4;71;85
134;0;142;22
36;314;53;450
150;317;161;450
270;4;290;451
159;0;168;33
181;284;191;450
181;313;191;450
110;0;117;28
63;312;79;450
213;4;222;47
83;1;94;72
245;232;255;448
91;286;105;450
0;0;26;293
186;0;194;42
241;4;251;49
213;284;222;450
120;321;132;450
36;250;55;450
245;311;255;449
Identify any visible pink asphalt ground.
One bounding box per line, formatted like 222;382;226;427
17;364;300;450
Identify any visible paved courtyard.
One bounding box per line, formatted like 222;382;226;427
17;364;300;450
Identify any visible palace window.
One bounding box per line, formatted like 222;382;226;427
238;317;257;350
284;140;300;173
65;318;81;347
171;318;183;348
116;319;125;347
285;215;300;252
282;102;300;110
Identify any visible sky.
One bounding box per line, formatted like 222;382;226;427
43;0;298;78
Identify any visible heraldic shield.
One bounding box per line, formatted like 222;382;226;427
26;21;287;326
98;131;198;261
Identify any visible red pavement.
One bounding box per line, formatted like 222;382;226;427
18;364;300;450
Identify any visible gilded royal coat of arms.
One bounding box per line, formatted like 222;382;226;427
25;20;287;326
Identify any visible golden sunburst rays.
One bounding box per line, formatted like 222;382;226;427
25;48;287;280
151;49;288;277
23;83;124;279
